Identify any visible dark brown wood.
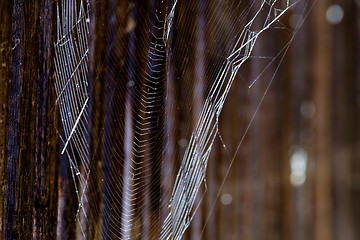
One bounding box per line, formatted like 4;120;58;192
86;0;109;238
0;0;13;238
88;0;110;238
5;0;25;238
354;1;360;239
4;0;58;239
33;0;53;238
14;0;41;237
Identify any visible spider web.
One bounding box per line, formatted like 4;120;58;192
54;0;90;229
54;0;311;239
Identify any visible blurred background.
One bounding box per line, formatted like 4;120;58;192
0;0;359;239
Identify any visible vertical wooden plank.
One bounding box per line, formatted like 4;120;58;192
0;0;13;238
311;1;332;240
17;0;41;237
5;0;56;238
258;28;283;240
287;5;311;239
91;0;111;238
330;1;357;240
354;2;360;239
33;0;53;238
5;0;25;239
247;3;264;239
87;0;108;238
43;1;60;236
5;0;44;238
282;14;294;240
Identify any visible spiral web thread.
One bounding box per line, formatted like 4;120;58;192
53;0;304;239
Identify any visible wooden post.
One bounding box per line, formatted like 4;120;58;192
311;1;332;240
0;0;13;238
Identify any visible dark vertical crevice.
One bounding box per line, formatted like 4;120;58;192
353;1;360;239
99;0;114;236
57;151;69;240
281;11;294;240
33;0;53;238
87;0;109;238
304;4;316;240
248;7;262;240
43;2;60;238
